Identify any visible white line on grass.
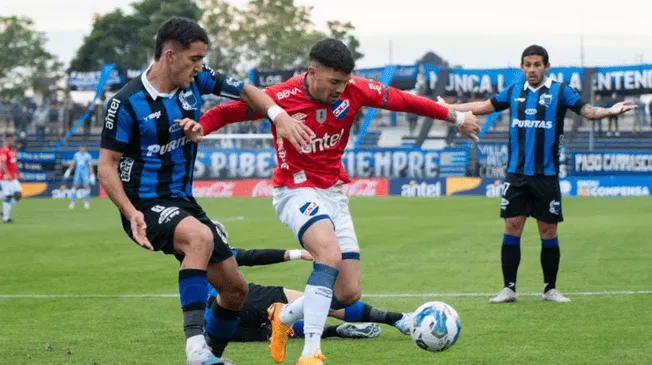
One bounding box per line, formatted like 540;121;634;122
0;290;650;299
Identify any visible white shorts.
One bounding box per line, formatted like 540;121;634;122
1;179;22;197
273;185;360;256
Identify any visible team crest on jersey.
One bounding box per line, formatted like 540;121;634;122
539;93;552;107
331;99;350;119
316;109;328;123
179;90;198;111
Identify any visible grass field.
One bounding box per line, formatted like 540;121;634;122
1;196;651;365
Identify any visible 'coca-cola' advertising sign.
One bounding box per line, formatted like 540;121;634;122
101;179;389;198
342;178;388;197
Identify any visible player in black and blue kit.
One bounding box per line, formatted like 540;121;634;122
98;17;312;365
205;220;412;343
440;45;635;304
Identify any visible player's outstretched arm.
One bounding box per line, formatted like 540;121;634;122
579;101;637;120
437;97;496;116
233;248;312;267
240;84;314;151
98;148;152;250
370;85;481;142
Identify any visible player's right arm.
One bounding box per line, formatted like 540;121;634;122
439;98;496;115
233;248;312;267
437;84;516;116
99;98;152;250
199;100;264;135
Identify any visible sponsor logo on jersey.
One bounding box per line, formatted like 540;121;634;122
291;112;307;121
511;119;553;129
146;136;190;156
144;110;161;122
300;128;345;154
169;122;182;133
368;83;383;95
277;87;302;100
225;76;243;89
104;98;121;130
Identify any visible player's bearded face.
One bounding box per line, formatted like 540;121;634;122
521;55;550;87
307;66;351;105
169;41;207;89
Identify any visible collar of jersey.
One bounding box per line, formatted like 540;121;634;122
523;77;552;92
141;63;179;100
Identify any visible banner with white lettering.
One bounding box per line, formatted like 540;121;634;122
17;151;57;182
594;64;652;96
192;147;469;180
571;150;652;176
250;68;305;87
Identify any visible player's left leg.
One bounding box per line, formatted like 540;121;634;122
82;184;91;209
2;190;12;223
3;180;21;223
530;176;570;303
199;213;248;359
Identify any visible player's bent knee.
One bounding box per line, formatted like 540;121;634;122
335;290;361;306
174;218;215;256
301;219;341;267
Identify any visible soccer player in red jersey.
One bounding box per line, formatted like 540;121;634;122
0;134;22;223
179;38;480;364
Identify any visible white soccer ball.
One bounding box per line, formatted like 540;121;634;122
409;301;461;352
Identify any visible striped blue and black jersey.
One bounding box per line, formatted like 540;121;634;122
101;64;244;200
490;78;587;176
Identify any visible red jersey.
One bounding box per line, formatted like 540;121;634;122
0;146;18;180
200;74;450;189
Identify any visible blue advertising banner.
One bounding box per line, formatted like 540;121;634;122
571;150;652;176
17;151;57;182
388;178;445;197
192;147;469;180
417;176;652;198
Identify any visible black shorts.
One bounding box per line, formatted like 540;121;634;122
500;173;563;223
120;197;232;263
207;283;288;342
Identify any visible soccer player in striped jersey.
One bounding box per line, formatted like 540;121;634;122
98;17;311;365
439;45;636;304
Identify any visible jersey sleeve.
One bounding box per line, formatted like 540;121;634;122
233;248;286;267
195;64;245;99
356;78;450;120
490;84;514;112
200;98;267;134
357;78;390;108
100;97;134;153
561;84;588;114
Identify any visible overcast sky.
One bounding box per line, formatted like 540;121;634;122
2;0;651;69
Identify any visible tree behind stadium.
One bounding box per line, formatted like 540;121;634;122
0;16;62;102
69;0;363;78
68;0;202;72
200;0;364;77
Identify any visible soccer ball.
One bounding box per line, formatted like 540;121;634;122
409;301;461;352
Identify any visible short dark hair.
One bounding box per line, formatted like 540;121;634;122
521;45;549;65
309;38;355;74
154;17;209;60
